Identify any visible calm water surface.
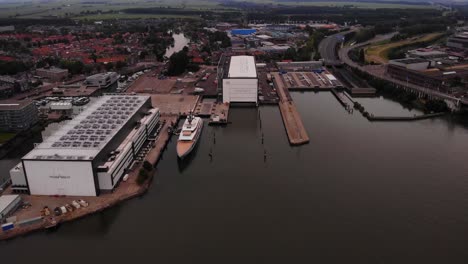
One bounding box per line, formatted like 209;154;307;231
165;33;189;58
1;92;468;263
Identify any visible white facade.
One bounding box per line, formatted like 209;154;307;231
84;72;119;88
223;78;258;103
222;56;258;103
0;195;21;221
98;108;159;191
9;163;27;192
24;160;96;196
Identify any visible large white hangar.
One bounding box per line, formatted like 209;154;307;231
9;95;160;196
222;55;258;104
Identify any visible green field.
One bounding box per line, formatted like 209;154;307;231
0;0;231;19
244;0;436;9
0;132;15;144
76;13;202;20
0;0;436;19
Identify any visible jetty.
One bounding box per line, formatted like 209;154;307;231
272;72;309;145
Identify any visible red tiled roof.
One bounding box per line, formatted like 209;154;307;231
0;56;15;62
192;57;204;64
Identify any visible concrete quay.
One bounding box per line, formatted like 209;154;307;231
272;72;309;145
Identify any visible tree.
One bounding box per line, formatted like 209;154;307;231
90;53;98;63
115;61;127;70
137;168;149;185
104;62;114;71
359;49;365;63
59;60;84;75
143;160;153;171
283;48;297;61
167;50;189;76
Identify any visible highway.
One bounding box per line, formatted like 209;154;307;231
318;30;354;66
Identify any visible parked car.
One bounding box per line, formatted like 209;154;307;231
54;207;62;216
60;206;67;215
71;200;81;209
77;199;89;207
65;204;74;212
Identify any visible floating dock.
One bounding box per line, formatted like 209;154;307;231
272;72;309;145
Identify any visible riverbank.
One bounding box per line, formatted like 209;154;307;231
0;115;177;241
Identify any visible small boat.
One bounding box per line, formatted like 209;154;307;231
176;112;203;159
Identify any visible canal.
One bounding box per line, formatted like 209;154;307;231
165;33;190;58
2;92;468;263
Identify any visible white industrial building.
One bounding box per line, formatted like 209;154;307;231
84;72;119;88
388;58;430;71
0;195;21;221
9;95;160;196
222;56;258;104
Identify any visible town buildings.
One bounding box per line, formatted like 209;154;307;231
36;67;68;81
0;100;38;132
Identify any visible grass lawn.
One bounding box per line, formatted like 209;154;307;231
0;132;16;144
365;33;444;64
0;0;227;19
246;0;435;9
75;13;202;20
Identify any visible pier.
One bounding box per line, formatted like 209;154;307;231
272;72;310;145
366;112;446;121
193;98;230;125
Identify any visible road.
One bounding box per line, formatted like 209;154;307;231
318;29;354;66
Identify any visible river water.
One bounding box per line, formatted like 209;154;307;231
165;33;190;58
2;92;468;263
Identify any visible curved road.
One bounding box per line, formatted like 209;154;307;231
338;33;468;107
318;29;354;66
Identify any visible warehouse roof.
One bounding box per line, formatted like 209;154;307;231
0;99;33;110
228;56;257;78
390;58;429;65
0;195;19;213
22;95;150;161
231;29;257;36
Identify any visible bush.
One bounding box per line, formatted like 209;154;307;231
137;168;149;185
425;99;448;113
143;160;153;171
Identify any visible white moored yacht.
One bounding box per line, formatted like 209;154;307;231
176;113;203;159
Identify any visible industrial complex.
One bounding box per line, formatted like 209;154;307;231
9;95;159;196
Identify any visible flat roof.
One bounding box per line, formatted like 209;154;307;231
228;56;257;78
391;58;429;64
0;195;19;213
23;95;150;161
0;99;33;110
37;67;68;73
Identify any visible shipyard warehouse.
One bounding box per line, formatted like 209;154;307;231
221;55;258;104
9;95;160;196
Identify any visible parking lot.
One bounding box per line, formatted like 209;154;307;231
150;94;199;115
276;71;344;90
